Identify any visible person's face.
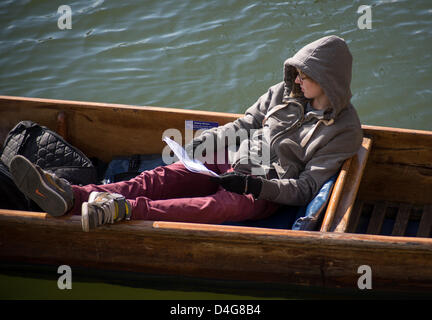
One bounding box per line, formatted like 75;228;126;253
294;69;325;100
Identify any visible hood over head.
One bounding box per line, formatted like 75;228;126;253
284;35;353;119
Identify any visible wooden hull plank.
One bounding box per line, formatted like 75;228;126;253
417;205;432;237
391;204;412;236
0;209;432;292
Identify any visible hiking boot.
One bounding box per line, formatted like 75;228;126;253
81;191;131;232
10;155;74;216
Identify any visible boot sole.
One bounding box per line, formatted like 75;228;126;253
81;192;101;232
10;155;68;217
81;201;98;232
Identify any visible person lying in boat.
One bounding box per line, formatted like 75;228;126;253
10;35;362;232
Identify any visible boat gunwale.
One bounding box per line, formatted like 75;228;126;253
2;94;432;137
0;95;244;119
1;208;431;250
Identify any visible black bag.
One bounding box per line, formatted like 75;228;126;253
0;120;98;186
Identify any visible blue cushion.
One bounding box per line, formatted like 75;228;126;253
291;175;337;231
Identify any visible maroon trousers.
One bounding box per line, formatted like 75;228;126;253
70;160;278;224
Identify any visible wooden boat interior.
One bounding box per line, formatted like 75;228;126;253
342;126;432;238
323;131;432;238
0;95;431;238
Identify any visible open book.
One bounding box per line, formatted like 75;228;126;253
163;137;220;177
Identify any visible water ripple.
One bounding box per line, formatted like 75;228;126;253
0;0;431;130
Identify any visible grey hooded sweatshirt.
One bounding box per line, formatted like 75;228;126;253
196;35;363;206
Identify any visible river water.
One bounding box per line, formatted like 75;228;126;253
0;0;431;299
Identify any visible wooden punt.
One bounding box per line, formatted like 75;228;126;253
0;95;431;294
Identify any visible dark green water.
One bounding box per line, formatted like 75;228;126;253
1;0;431;299
0;271;269;300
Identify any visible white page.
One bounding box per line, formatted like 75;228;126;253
163;137;220;177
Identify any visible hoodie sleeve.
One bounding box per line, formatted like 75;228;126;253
258;125;363;206
194;83;285;148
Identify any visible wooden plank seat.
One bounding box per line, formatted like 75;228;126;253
320;136;373;232
346;201;432;238
418;205;432;237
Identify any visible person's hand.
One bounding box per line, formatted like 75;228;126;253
219;171;247;194
218;171;262;198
